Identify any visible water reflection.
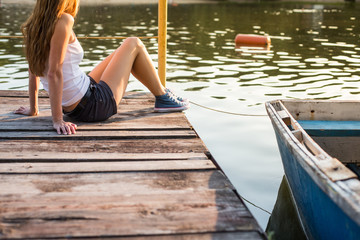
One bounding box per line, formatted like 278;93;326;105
266;176;307;240
1;0;360;230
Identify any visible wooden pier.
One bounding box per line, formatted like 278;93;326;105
0;90;265;239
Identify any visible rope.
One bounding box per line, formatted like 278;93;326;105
0;35;158;40
79;36;158;40
188;100;270;213
189;101;267;117
240;195;272;215
189;100;270;213
0;36;23;39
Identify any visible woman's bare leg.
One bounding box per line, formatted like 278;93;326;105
88;51;115;83
89;37;165;105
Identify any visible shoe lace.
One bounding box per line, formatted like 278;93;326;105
168;93;180;103
166;88;176;96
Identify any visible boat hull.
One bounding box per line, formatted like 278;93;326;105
274;130;360;240
267;100;360;240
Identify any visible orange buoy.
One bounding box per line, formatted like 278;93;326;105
235;34;271;46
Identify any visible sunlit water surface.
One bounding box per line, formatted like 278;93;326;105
1;1;360;231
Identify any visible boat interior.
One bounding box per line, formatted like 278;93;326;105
276;100;360;179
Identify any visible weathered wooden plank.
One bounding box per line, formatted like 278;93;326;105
0;114;191;130
0;139;208;156
0;160;216;173
312;136;360;164
0;152;208;162
0;130;197;140
0;190;258;239
0;171;262;239
0;191;251;222
91;232;264;240
0;93;191;131
316;158;357;182
0;171;233;194
283;99;360;121
0;97;192;130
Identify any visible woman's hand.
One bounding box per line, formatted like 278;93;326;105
53;120;77;135
14;106;39;116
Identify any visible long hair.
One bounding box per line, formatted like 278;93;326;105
21;0;79;76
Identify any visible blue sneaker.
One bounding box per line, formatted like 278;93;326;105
165;88;189;103
154;92;189;112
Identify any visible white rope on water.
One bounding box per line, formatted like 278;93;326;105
0;35;158;40
190;101;267;117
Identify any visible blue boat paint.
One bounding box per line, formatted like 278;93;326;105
274;131;360;240
298;120;360;137
263;99;360;239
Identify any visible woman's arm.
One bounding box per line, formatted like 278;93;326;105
14;69;40;116
47;13;77;135
29;70;40;115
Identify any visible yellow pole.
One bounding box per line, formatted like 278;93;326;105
158;0;167;87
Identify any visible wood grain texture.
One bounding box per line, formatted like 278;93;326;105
313;136;360;164
0;130;197;140
0;152;208;162
0;96;191;130
0;139;208;155
0;160;217;173
0;91;264;239
0;171;256;238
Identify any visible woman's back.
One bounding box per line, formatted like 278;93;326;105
40;37;90;107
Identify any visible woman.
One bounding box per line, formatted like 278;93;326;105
15;0;189;135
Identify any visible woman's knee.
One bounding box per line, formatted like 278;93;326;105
121;37;144;51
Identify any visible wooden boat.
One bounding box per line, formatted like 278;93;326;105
266;100;360;240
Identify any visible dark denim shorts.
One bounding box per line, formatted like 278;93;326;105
64;77;117;122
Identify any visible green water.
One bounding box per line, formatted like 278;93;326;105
1;1;360;233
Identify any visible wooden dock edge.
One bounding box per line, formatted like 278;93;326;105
0;90;266;239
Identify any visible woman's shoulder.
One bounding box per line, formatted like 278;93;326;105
58;13;74;26
53;13;74;36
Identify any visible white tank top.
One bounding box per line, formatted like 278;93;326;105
40;38;90;107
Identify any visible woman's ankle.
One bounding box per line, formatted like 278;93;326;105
153;88;166;97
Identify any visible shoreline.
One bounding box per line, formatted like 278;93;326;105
1;0;221;5
1;0;357;5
